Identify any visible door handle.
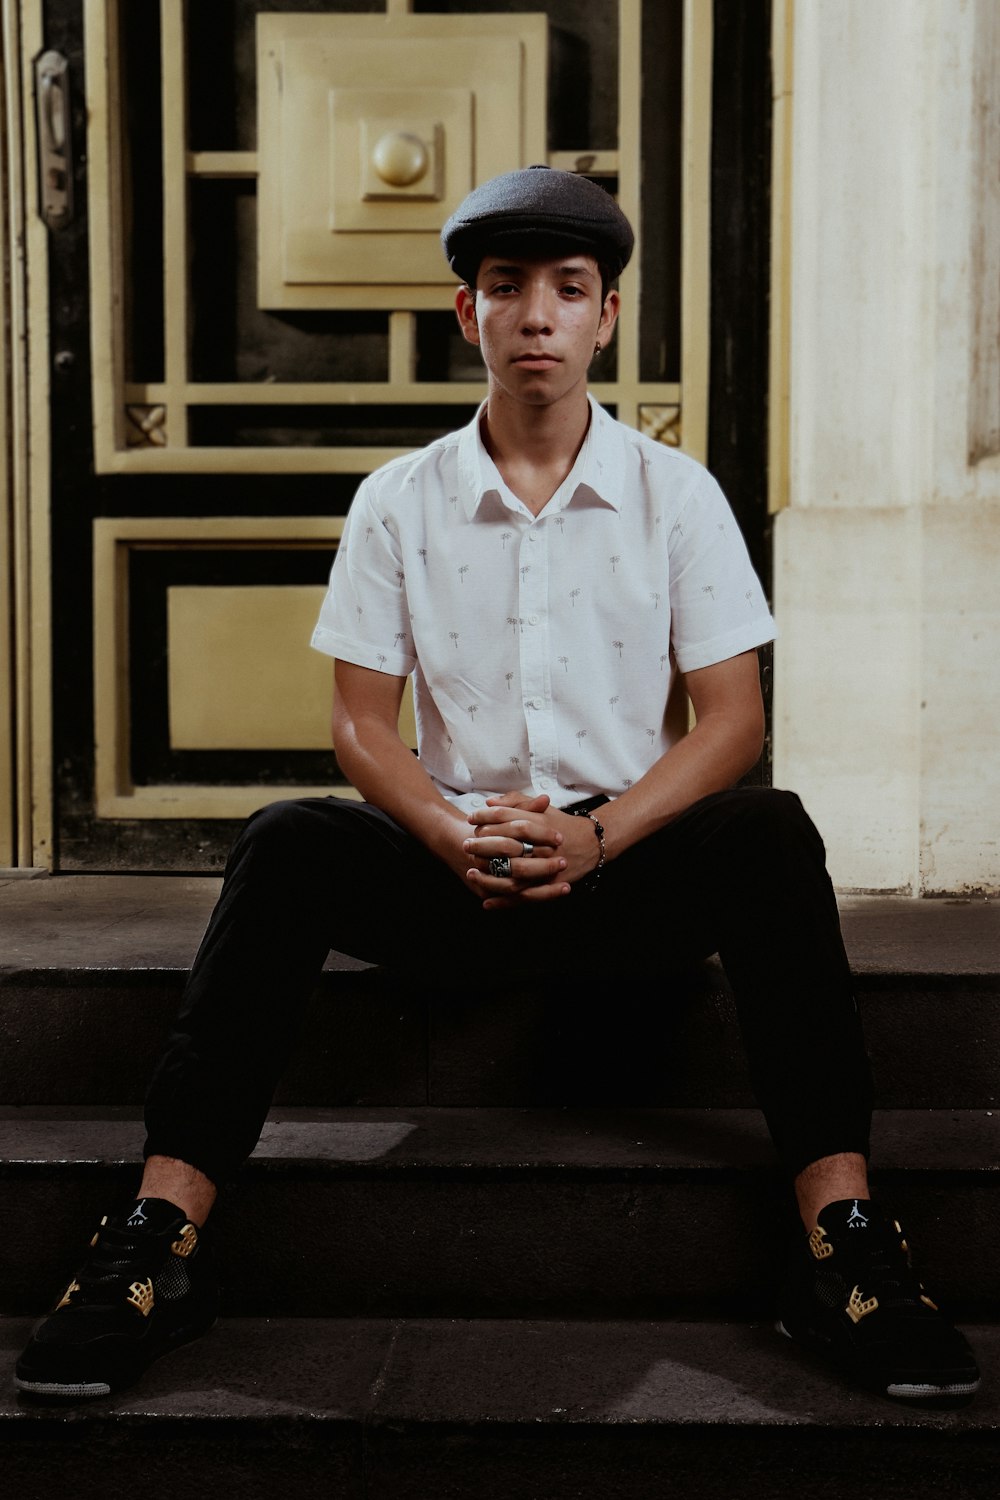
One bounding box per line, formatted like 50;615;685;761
35;49;73;229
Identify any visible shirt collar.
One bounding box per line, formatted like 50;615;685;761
456;394;625;521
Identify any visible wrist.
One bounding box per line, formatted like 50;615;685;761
572;810;606;892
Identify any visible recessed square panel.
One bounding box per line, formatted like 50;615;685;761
167;585;417;752
330;86;472;231
257;13;547;308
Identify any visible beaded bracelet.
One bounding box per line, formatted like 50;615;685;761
573;809;606;893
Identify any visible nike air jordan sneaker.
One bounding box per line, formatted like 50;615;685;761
777;1198;980;1403
15;1197;218;1399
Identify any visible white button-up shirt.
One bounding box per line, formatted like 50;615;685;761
312;397;776;813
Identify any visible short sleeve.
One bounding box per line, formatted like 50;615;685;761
667;470;776;673
310;478;418;675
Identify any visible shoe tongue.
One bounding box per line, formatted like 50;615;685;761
815;1197;891;1250
111;1197;186;1234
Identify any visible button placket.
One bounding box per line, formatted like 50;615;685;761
517;523;558;785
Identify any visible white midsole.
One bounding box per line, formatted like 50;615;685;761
15;1376;111;1397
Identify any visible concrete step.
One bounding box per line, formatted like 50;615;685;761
2;878;998;1109
2;1315;998;1500
3;1106;997;1318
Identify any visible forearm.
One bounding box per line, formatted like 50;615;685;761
333;709;466;862
601;703;763;862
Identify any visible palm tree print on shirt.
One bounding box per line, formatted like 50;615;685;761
501;531;512;550
569;588;581;608
449;632;460;650
612;640;624;658
505;672;514;692
458;564;470;584
610;555;620;574
558;656;569;673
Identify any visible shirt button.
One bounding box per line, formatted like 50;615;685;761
527;532;537;543
471;795;485;806
528;614;539;626
526;697;543;711
539;777;553;790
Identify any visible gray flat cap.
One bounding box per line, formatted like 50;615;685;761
441;165;634;285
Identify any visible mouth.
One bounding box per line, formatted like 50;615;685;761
512;353;560;370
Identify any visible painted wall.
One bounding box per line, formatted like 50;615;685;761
773;0;1000;893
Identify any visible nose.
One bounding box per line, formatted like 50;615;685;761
519;281;555;334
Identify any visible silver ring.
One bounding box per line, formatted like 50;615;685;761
489;855;512;879
520;841;535;858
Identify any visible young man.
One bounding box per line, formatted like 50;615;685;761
16;168;980;1403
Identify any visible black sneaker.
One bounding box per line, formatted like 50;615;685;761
15;1197;218;1399
777;1198;980;1403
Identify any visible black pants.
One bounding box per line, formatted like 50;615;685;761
144;787;873;1185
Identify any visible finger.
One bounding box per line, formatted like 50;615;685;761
467;854;566;882
467;809;564;845
463;836;559;864
482;880;572;910
484;792;551;813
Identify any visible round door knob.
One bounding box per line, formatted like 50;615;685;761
372;131;429;188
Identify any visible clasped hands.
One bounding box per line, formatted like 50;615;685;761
461;791;600;909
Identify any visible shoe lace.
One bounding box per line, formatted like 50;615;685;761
68;1221;162;1305
848;1235;929;1315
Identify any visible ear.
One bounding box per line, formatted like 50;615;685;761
597;287;620;347
455;284;481;347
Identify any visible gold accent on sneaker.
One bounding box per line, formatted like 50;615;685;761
126;1278;154;1317
55;1280;80;1310
809;1227;833;1261
89;1215;108;1249
171;1223;198;1259
920;1292;939;1311
846;1285;879;1323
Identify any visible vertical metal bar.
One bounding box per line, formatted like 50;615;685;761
161;0;190;445
681;0;712;464
0;4;14;864
616;0;642;429
86;0;127;468
389;311;416;386
769;0;794;513
3;0;52;867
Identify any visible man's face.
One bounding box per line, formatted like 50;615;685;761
455;252;619;411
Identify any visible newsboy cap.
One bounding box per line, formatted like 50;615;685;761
441;165;634;285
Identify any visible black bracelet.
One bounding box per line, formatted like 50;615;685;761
573;810;606;892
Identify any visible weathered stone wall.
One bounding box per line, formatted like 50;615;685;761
774;0;1000;893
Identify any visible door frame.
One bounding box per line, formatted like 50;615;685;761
1;0;52;871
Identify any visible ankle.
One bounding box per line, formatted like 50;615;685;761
138;1156;217;1226
793;1152;870;1232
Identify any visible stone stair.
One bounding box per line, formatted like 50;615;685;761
1;875;998;1497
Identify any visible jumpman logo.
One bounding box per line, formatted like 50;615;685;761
847;1200;869;1230
126;1200;149;1229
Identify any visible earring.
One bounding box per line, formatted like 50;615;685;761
594;341;602;355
